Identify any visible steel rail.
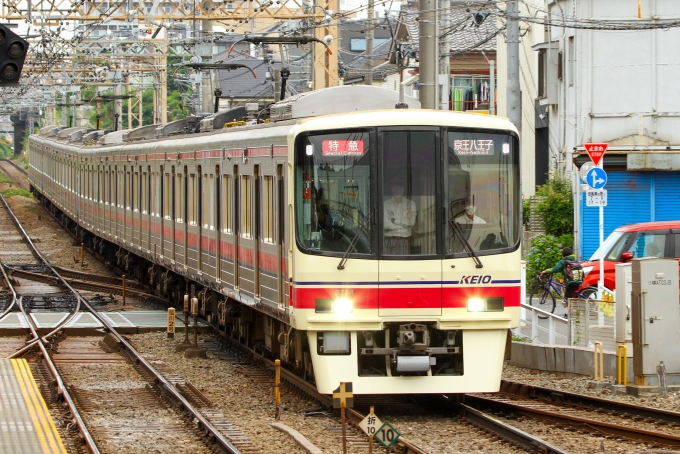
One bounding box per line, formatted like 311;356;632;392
0;188;242;453
52;266;146;290
82;311;242;454
0;159;28;176
454;401;569;454
0;159;30;191
227;337;429;454
0;264;17;319
499;379;680;426
0;193;83;358
5;266;157;300
16;295;101;454
464;393;680;447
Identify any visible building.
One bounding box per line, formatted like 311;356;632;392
539;0;680;258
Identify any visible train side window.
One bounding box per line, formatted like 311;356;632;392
204;173;214;230
222;175;231;233
263;175;275;243
126;170;132;210
175;173;183;222
143;172;149;214
164;173;171;219
242;175;252;238
133;171;138;212
188;173;196;225
111;167;120;208
138;171;143;213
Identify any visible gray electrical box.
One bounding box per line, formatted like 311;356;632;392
631;258;680;385
615;263;633;355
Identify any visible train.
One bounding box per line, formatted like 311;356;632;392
27;85;521;394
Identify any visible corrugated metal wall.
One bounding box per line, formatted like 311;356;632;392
580;171;660;259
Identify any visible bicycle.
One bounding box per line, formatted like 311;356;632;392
528;274;597;319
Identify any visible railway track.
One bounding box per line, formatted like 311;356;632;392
0;190;247;454
211;333;572;454
462;379;680;450
0;158;30;190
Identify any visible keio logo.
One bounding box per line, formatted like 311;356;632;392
459;275;492;284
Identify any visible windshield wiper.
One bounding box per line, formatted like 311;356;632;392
448;220;483;269
337;229;361;270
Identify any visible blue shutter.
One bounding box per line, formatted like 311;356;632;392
580;171;651;259
654;172;680;221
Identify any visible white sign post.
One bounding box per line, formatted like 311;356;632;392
584;143;609;297
358;407;382;454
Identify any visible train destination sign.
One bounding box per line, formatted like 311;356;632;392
584;143;608;166
453;139;494;155
322;139;365;156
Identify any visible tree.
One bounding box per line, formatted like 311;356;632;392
534;178;573;237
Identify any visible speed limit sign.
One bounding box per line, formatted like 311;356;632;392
374;422;401;448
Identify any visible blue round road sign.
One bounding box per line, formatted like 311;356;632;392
586;167;607;189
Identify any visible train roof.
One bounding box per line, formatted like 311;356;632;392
33;86;516;151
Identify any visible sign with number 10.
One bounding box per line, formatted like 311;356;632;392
374;422;401;448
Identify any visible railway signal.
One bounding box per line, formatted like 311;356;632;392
0;24;29;87
333;382;353;454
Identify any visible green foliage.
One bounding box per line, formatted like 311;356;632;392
522;196;531;230
16;154;28;169
511;333;531;343
0;135;13;158
167;90;187;122
0;188;33;198
525;233;574;293
0;171;12;184
534;178;573;236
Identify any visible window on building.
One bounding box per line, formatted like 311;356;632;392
350;38;388;52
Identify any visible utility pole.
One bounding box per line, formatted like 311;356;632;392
418;0;437;109
201;14;213;114
506;0;521;130
439;0;450;110
313;0;339;89
365;0;374;86
113;80;123;127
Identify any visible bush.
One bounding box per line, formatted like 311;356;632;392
534;178;573;236
522;196;531;230
525;233;573;293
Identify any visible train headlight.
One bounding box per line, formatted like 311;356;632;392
333;298;353;315
467;298;484;312
467;297;504;312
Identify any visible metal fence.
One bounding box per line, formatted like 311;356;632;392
568;298;616;351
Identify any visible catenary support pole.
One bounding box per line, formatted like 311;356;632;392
506;1;521;130
418;0;437;109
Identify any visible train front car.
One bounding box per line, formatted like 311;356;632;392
290;110;521;394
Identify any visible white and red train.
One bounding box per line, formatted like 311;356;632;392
28;85;520;394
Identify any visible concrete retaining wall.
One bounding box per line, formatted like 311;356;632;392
508;341;634;381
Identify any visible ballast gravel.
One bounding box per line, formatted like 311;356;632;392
129;332;529;454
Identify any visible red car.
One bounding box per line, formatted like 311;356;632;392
578;221;680;295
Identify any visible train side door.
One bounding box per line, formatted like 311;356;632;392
378;129;442;316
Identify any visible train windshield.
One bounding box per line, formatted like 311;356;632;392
295;131;373;254
446;130;519;256
295;127;520;258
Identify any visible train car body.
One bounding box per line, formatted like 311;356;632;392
28;86;521;394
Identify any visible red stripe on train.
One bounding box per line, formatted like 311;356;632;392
292;286;520;309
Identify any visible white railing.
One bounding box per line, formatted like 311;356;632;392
516;303;569;345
